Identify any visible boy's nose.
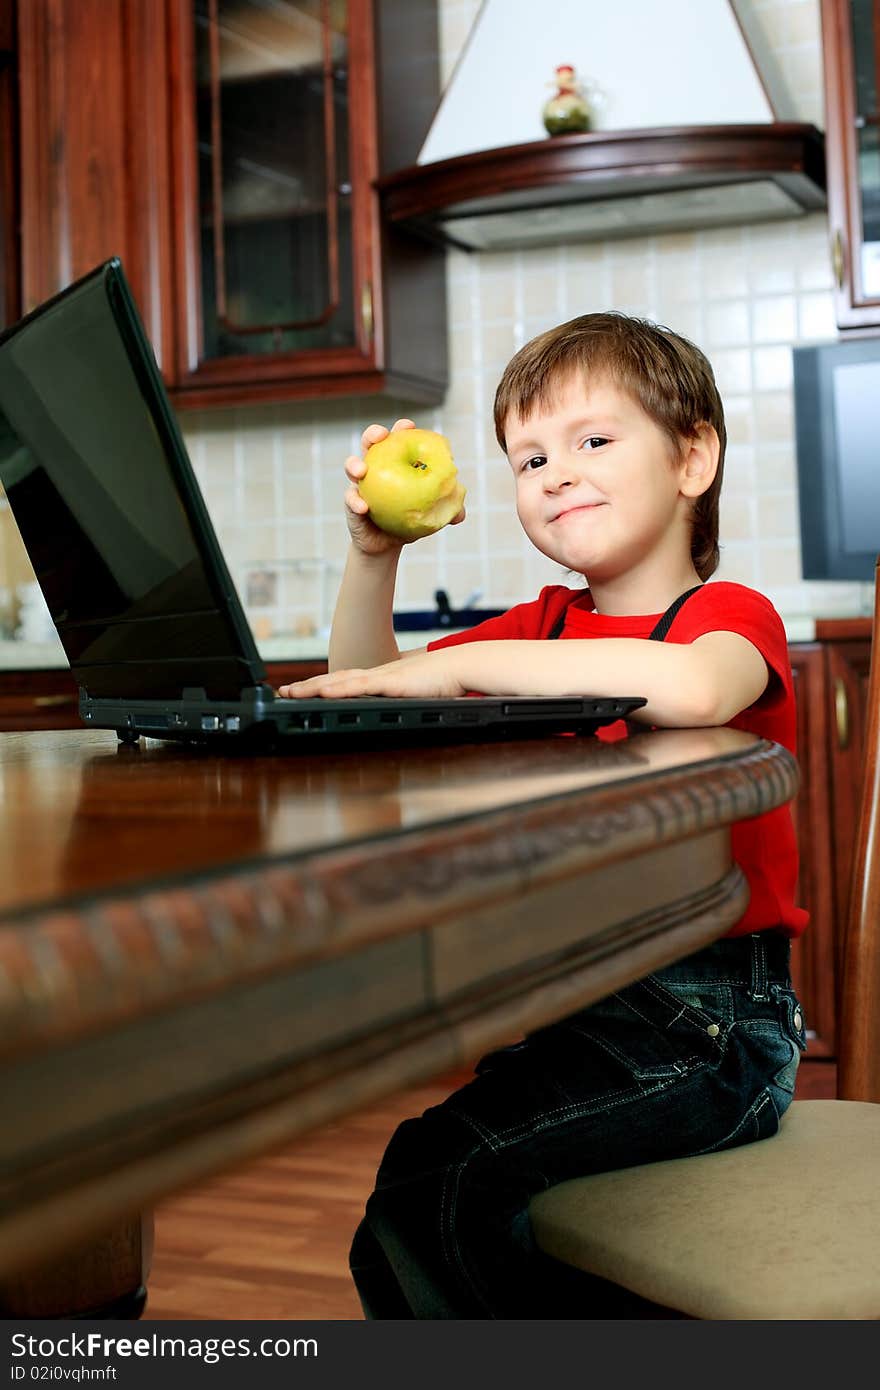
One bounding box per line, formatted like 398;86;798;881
543;458;577;490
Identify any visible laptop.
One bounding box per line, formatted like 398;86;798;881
0;260;646;749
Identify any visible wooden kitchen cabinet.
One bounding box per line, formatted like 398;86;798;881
15;1;177;368
820;0;880;329
1;627;872;1062
0;661;329;730
0;668;82;730
789;624;873;1057
12;0;446;407
0;0;17;332
0;1;15;332
824;636;873;971
788;644;837;1057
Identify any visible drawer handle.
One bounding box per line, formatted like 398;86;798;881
831;229;845;290
361;280;374;343
834;677;849;750
33;694;76;708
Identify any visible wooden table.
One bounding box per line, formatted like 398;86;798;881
0;725;798;1309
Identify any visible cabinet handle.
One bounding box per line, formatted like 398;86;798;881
361;281;374;343
834;677;850;749
831;229;846;289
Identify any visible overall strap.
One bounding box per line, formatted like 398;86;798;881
646;585;703;641
546;585;703;642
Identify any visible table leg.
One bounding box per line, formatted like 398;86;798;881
0;1213;153;1319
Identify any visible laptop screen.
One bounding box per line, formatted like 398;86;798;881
0;263;263;699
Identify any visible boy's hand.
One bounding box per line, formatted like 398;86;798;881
278;647;467;700
344;419;466;556
344;420;413;557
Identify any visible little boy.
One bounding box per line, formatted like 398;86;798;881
280;312;808;1318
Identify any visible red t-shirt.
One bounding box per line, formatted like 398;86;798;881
427;581;808;939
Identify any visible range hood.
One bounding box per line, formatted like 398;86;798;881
378;0;826;251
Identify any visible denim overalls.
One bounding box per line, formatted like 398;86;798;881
349;590;807;1318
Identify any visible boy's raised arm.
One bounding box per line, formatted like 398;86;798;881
328;543;403;672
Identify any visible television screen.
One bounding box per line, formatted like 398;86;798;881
793;337;880;581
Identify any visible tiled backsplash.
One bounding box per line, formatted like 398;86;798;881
3;1;869;647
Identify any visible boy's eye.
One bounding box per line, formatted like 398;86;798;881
580;436;610;451
522;455;546;471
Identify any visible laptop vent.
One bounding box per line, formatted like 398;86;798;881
280;706;494;734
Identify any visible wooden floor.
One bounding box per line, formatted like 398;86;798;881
143;1069;468;1321
143;1059;837;1321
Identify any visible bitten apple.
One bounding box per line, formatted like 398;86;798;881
358;428;466;541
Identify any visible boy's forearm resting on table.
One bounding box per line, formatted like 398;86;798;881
280;633;769;727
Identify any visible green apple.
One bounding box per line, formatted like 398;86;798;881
358;428;466;541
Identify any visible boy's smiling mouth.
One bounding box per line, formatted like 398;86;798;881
551;502;607;522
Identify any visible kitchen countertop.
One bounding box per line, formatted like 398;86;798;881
0;615;847;670
0;630;454;670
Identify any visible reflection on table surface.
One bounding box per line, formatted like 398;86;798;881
0;725;757;915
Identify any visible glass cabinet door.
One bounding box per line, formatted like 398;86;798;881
173;0;377;396
196;0;354;359
849;0;880;300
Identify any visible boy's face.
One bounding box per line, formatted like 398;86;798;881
504;374;693;584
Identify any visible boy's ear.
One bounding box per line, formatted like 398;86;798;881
679;423;720;498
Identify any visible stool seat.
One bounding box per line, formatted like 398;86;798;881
529;1100;880;1320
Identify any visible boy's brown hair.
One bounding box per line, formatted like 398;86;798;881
493;312;726;581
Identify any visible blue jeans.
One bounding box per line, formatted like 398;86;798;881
349;930;806;1318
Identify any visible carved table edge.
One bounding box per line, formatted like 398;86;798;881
0;739;797;1057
